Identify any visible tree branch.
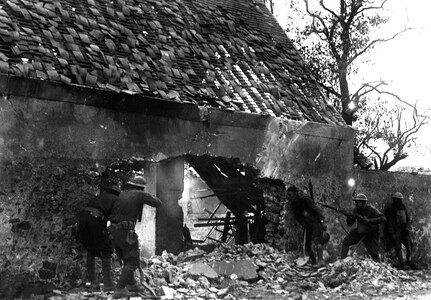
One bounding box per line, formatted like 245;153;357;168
348;28;412;65
356;0;388;15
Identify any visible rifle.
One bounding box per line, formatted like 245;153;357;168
316;201;348;216
309;179;314;200
317;201;369;224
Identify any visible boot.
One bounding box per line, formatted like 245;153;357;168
116;267;131;290
101;254;114;291
308;252;317;266
114;269;134;298
126;272;142;292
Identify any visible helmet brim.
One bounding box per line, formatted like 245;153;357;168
127;181;146;188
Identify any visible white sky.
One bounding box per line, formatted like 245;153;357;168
359;0;431;168
273;0;431;169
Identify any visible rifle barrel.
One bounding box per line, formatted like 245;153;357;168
317;201;346;215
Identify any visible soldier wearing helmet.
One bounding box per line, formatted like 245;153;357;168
287;185;328;267
77;179;121;291
340;193;386;262
384;192;413;269
108;175;162;297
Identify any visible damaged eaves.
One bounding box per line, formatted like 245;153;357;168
0;0;345;125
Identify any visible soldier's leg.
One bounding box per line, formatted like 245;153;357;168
79;213;97;285
115;230;141;294
304;225;317;264
86;254;96;284
390;231;404;267
363;232;381;262
401;230;412;262
312;221;324;265
316;243;323;265
341;229;362;259
125;239;144;292
101;251;114;290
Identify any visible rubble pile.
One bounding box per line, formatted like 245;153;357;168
49;243;431;300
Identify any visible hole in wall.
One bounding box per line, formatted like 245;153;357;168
103;155;288;254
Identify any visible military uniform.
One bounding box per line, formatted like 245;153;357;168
78;184;120;289
109;176;162;296
341;193;386;262
288;186;327;265
384;192;412;268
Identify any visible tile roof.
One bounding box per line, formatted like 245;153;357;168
0;0;345;125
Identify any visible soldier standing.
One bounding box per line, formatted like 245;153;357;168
340;193;386;262
109;175;162;298
287;185;328;266
384;192;413;269
77;180;120;291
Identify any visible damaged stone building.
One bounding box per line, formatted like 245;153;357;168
0;0;357;289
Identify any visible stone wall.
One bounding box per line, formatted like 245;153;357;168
266;169;431;265
0;76;355;292
353;169;431;265
0;158;99;290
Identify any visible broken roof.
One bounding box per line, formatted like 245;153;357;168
0;0;345;125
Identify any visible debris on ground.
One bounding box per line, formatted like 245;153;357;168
46;243;431;299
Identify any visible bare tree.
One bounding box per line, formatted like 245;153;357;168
354;89;430;171
286;0;411;125
274;0;429;170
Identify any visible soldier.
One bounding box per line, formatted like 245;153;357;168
341;193;386;262
287;185;328;266
384;192;413;269
108;175;162;298
77;180;120;291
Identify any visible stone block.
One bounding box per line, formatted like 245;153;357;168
210;259;258;282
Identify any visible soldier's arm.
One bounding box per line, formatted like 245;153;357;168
384;207;395;233
405;207;412;229
367;206;386;224
142;193;162;208
406;206;411;225
304;197;325;221
346;213;356;226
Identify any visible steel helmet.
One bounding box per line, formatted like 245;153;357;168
127;175;147;188
100;180;121;195
352;193;368;201
392;192;404;199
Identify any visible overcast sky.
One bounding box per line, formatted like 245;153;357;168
273;0;431;169
367;1;431;168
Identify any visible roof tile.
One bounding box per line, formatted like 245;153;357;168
0;0;345;125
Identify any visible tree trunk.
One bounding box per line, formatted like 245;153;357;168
339;67;352;125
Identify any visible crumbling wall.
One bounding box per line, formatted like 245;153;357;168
259;175;349;262
0;77;356;294
0;157;98;296
0;156;158;298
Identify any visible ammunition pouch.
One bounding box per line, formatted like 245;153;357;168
108;221;137;246
108;221;135;233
